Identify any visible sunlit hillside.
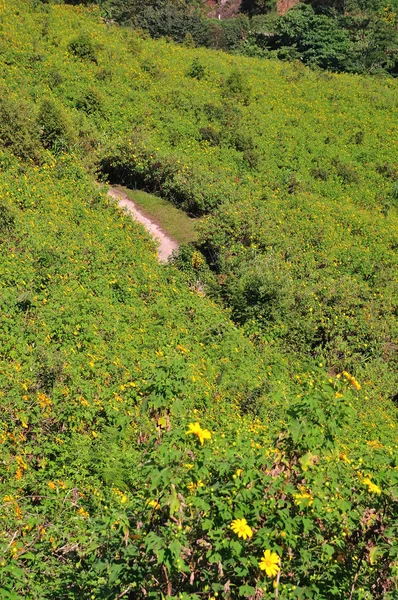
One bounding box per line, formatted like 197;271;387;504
0;2;397;598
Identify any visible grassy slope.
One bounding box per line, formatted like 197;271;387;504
0;2;397;598
114;186;199;244
7;0;394;408
0;152;282;594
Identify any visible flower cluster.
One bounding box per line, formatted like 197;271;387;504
362;477;381;495
230;519;280;578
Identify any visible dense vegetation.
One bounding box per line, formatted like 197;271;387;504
0;1;397;598
82;0;398;76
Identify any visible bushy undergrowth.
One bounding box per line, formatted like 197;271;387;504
0;2;397;598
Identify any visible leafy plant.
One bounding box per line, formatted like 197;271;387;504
38;98;74;152
0;96;41;162
68;32;98;62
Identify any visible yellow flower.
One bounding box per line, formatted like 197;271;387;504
294;491;313;506
362;478;381;495
259;549;280;578
230;518;253;540
186;422;212;445
342;371;361;390
147;499;161;510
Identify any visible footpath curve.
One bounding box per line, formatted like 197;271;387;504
108;187;179;262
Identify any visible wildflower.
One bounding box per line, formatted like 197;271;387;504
294;491;313;506
147;499;161;510
186;422;211;445
259;549;280;578
16;456;27;470
77;507;89;518
37;392;52;408
342;371;361;391
230;518;253;540
362;477;381;495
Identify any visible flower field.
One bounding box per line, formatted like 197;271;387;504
0;1;397;598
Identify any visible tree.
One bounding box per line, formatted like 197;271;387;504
239;0;277;16
304;0;398;15
343;14;398;73
269;4;351;70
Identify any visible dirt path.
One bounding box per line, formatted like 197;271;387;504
108;187;179;263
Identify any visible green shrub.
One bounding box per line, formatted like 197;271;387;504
199;125;220;146
38;98;74;152
100;141;235;215
136;5;211;47
183;32;195;48
219;14;250;50
47;68;64;88
95;66;112;81
67;33;97;62
222;68;251;104
186;57;206;79
268;4;352;72
0;96;41;162
76;88;105;117
332;157;360;183
0;201;15;234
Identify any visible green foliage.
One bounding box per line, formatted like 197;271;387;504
240;0;277;16
186;57;206;79
65;0;398;75
222;68;251;104
343;14;398;74
270;4;352;71
76;87;105;117
253;2;398;74
216;14;250;51
68;32;98;62
199;125;221;146
0;96;41;162
46;67;64;88
0;201;15;234
135;4;211;46
38;98;74;152
0;2;397;598
100;140;233;215
304;0;397;14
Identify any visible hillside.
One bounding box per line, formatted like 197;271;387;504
0;1;397;598
104;0;398;75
